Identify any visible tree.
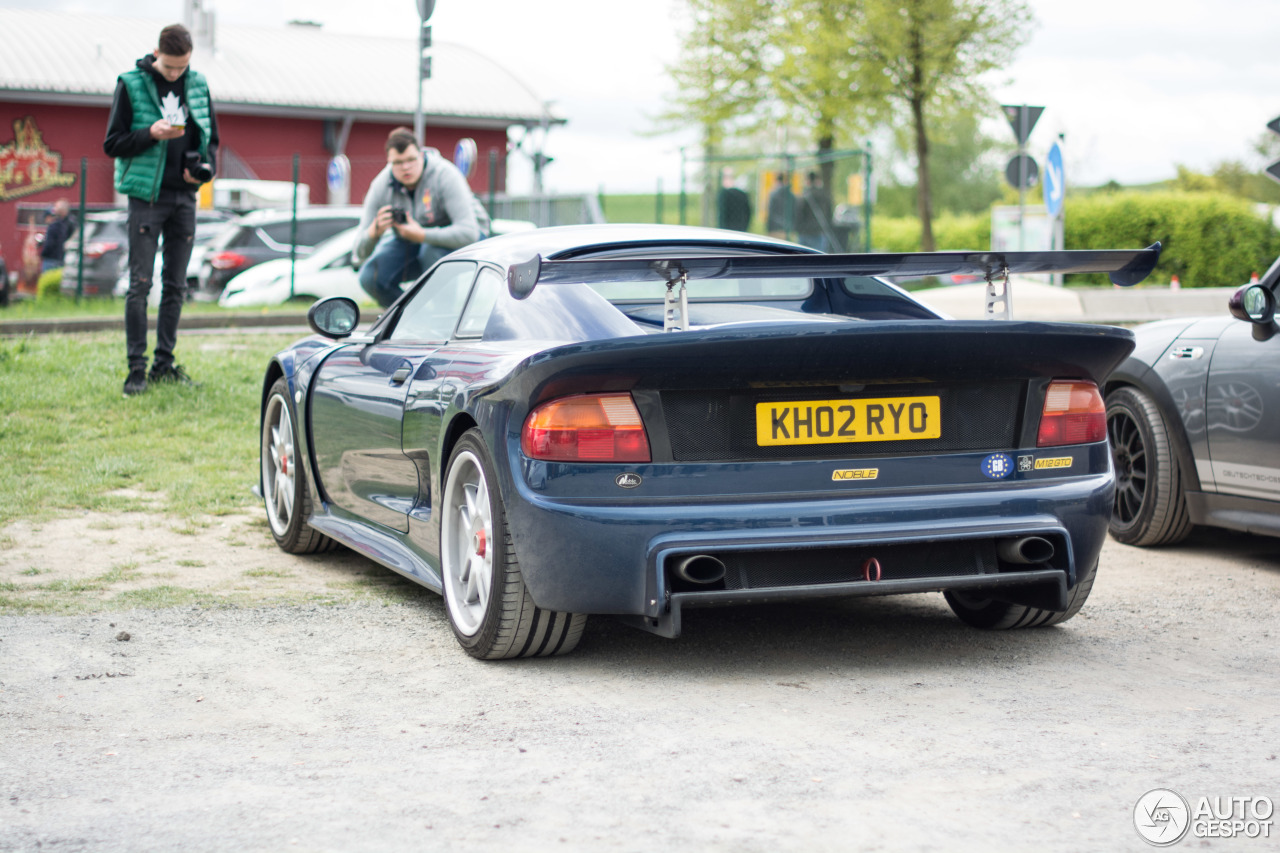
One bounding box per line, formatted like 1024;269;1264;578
666;0;1032;250
854;0;1031;249
876;107;1005;217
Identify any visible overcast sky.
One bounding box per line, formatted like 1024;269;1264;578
7;0;1278;194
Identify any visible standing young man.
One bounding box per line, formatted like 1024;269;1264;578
104;23;218;396
353;127;490;308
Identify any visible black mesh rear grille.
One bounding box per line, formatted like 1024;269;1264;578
660;383;1022;462
713;540;996;590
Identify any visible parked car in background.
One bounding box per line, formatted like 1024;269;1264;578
61;211;127;297
256;223;1161;659
195;206;363;301
66;209;236;299
219;226;367;308
1105;261;1280;544
219;218;537;308
109;210;238;306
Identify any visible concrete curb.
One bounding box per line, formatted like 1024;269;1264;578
0;312;311;336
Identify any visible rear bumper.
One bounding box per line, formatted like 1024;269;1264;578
502;459;1113;625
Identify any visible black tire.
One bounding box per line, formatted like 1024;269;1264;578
944;559;1098;629
440;429;586;659
1106;386;1193;546
261;377;336;554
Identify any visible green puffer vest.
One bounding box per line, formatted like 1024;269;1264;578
113;67;212;202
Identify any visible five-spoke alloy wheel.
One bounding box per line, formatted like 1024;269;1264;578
441;430;586;659
261;378;333;553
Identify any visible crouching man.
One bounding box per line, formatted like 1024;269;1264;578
353;127;490;308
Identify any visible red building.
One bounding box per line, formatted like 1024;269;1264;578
0;8;558;293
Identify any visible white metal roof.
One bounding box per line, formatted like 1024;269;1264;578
0;9;557;128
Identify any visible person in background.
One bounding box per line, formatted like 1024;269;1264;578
766;172;795;239
716;168;752;232
103;22;219;397
353;126;491;308
796;170;834;252
0;238;9;307
39;200;77;273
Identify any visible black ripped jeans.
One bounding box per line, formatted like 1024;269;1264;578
125;190;196;372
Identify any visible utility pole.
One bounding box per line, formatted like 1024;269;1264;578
414;0;436;144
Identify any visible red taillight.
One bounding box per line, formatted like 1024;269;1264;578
208;251;248;271
1037;380;1106;447
84;241;119;259
522;393;651;463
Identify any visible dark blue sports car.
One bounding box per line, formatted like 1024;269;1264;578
1106;260;1280;545
257;224;1160;658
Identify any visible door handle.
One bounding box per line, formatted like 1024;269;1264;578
390;366;411;385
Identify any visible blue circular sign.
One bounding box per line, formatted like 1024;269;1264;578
453;138;478;178
981;453;1014;480
1044;141;1065;217
326;155;350;192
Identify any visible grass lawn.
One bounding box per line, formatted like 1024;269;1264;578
0;296;312;322
0;330;301;525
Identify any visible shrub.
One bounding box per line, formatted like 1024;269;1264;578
872;192;1280;288
36;268;65;301
871;212;989;253
1062;191;1279;287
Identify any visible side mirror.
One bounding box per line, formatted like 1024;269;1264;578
1228;284;1278;342
308;296;360;339
1231;284;1275;322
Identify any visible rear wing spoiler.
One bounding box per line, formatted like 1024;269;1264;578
507;243;1162;329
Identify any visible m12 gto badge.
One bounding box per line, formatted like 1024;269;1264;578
1019;454;1074;472
615;473;643;489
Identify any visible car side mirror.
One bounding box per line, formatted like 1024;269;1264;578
308;296;360;339
1228;284;1278;342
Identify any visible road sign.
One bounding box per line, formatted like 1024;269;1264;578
1002;105;1044;145
1044;142;1065;217
1005;154;1039;189
453;138;477;178
1266;116;1280;185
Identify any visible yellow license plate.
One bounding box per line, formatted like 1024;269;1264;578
756;396;942;446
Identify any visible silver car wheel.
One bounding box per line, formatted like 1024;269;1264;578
262;392;296;537
442;449;494;637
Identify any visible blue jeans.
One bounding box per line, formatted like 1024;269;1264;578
358;235;451;308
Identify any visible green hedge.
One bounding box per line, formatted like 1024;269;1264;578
1063;191;1280;287
873;192;1280;288
871;212;991;254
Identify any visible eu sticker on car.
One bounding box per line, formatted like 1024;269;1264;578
755;396;942;447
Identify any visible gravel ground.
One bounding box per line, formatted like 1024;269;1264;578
2;520;1278;852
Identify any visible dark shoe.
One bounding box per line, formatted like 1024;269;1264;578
123;368;147;396
148;363;197;386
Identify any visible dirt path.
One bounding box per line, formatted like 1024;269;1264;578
2;514;1279;851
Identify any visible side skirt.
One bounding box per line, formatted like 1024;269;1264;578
308;509;444;594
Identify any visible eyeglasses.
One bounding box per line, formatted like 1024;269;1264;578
390;156;419;168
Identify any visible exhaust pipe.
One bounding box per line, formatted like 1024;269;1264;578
673;554;726;585
997;536;1055;565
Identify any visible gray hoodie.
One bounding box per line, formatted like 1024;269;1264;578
353;147;491;265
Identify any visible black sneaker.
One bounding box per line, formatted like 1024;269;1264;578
148;363;197;386
123;368;147;396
